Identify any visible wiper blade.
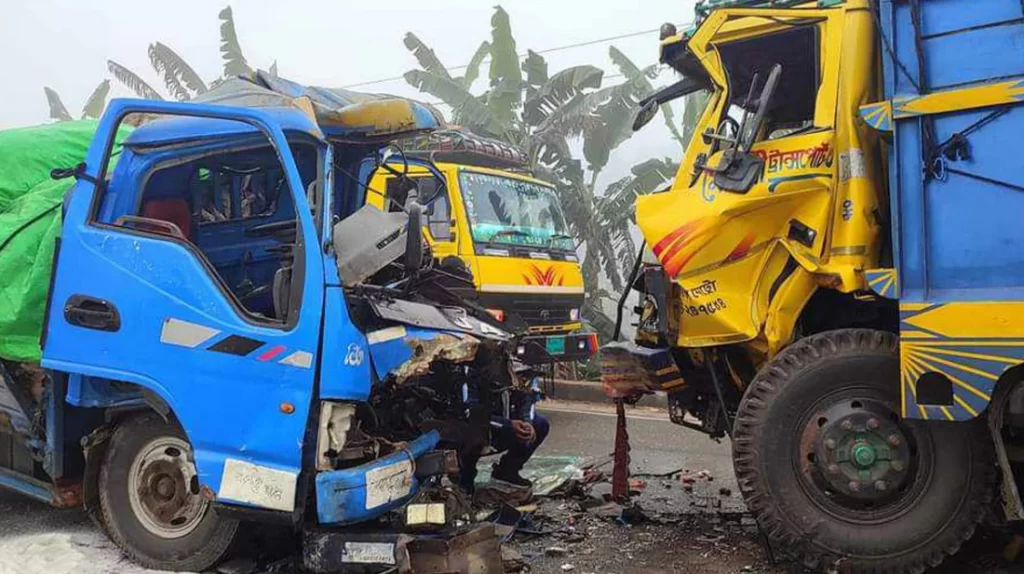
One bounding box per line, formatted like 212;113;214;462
548;233;573;248
487;229;529;246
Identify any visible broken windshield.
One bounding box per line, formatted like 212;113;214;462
458;171;573;251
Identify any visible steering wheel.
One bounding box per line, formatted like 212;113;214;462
245;220;296;239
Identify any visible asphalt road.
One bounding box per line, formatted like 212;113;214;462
0;401;737;574
0;401;1014;574
536;400;736;481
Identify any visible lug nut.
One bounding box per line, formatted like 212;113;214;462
849;481;861;492
888;435;901;447
824;438;837;450
827;464;840;475
875;480;888;491
891;460;905;472
867;418;880;430
841;420;853;431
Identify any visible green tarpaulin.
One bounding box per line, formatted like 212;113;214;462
0;121;129;362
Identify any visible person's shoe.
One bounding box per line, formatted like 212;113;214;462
491;467;532;489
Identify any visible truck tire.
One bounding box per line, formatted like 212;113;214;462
732;329;995;574
97;412;240;571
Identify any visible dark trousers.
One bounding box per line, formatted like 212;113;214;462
459;414;550;490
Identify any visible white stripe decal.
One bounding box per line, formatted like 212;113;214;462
478;284;585;295
279;350;313;369
367;326;407;345
160;318;221;348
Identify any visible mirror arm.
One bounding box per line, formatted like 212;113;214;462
639;76;709;108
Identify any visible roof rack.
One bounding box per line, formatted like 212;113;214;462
400;129;531;171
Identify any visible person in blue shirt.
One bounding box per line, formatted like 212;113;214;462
459;374;550;491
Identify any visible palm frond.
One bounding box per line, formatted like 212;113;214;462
219;6;251;77
81;80;110;119
43;87;72;121
459;40;492;89
403;32;453;81
107;60;164;100
404;69;502;136
522;50;548;87
486;6;522;127
149;42;207;101
523;65;603;127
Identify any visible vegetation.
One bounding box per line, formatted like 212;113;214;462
401;7;690;336
43;6;253;120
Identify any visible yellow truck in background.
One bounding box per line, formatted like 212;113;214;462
364;129;596;361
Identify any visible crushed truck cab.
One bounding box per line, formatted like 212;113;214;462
0;93;529;572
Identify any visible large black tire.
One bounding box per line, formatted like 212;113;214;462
733;329;996;574
98;412;241;571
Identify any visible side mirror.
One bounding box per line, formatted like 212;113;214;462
404;194;424;275
633;99;659;132
739;64;783;152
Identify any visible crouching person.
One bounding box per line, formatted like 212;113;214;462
459;377;550;493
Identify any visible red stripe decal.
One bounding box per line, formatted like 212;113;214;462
725;233;757;262
652;219;703;258
258;345;286;361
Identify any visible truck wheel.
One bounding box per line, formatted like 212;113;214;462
732;329;995;573
98;412;240;571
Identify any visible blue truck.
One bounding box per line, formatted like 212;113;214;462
0;89;594;572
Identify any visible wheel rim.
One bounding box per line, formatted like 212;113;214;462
794;386;934;523
128;436;208;539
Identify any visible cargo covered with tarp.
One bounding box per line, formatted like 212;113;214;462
0;121;130;362
192;70;445;139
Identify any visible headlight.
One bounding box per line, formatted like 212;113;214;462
569;308;581;321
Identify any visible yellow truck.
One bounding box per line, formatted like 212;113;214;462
606;0;1024;571
364;130;596;359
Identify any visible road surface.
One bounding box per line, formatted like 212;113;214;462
0;401;1014;573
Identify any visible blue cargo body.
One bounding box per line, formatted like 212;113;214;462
863;0;1024;422
879;0;1024;301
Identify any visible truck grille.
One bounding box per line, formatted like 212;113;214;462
476;292;583;329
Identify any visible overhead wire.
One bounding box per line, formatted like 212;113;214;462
341;25;683;90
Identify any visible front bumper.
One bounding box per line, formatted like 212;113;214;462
514;331;599;364
303;523;501;574
599;341;684;398
315;431;439;525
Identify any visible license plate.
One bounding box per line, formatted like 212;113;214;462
546;336;566;355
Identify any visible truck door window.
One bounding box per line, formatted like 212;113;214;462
101;117;316;325
384;175;450;240
426;191;451;241
717;25;821;142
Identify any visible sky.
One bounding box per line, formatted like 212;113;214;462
1;0;699;190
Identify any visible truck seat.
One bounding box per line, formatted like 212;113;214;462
141;198;193;240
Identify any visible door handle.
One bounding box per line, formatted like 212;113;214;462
64;295;121;332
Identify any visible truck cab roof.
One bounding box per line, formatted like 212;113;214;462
123;106;324;149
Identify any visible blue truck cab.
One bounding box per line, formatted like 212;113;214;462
0;97;527;571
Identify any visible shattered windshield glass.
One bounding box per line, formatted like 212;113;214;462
459;171;573;251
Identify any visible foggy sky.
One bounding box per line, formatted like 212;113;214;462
1;0;699;188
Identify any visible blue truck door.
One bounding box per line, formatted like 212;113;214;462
41;99;326;513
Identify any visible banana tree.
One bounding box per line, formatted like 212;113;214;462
43;80;111;122
104;5;251;103
402;7;683;339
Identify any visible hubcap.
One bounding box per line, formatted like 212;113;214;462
800;396;916;512
128;436;208;539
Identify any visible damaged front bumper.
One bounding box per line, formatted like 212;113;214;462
315;431;440;525
303;523;502;574
599;341;684;398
